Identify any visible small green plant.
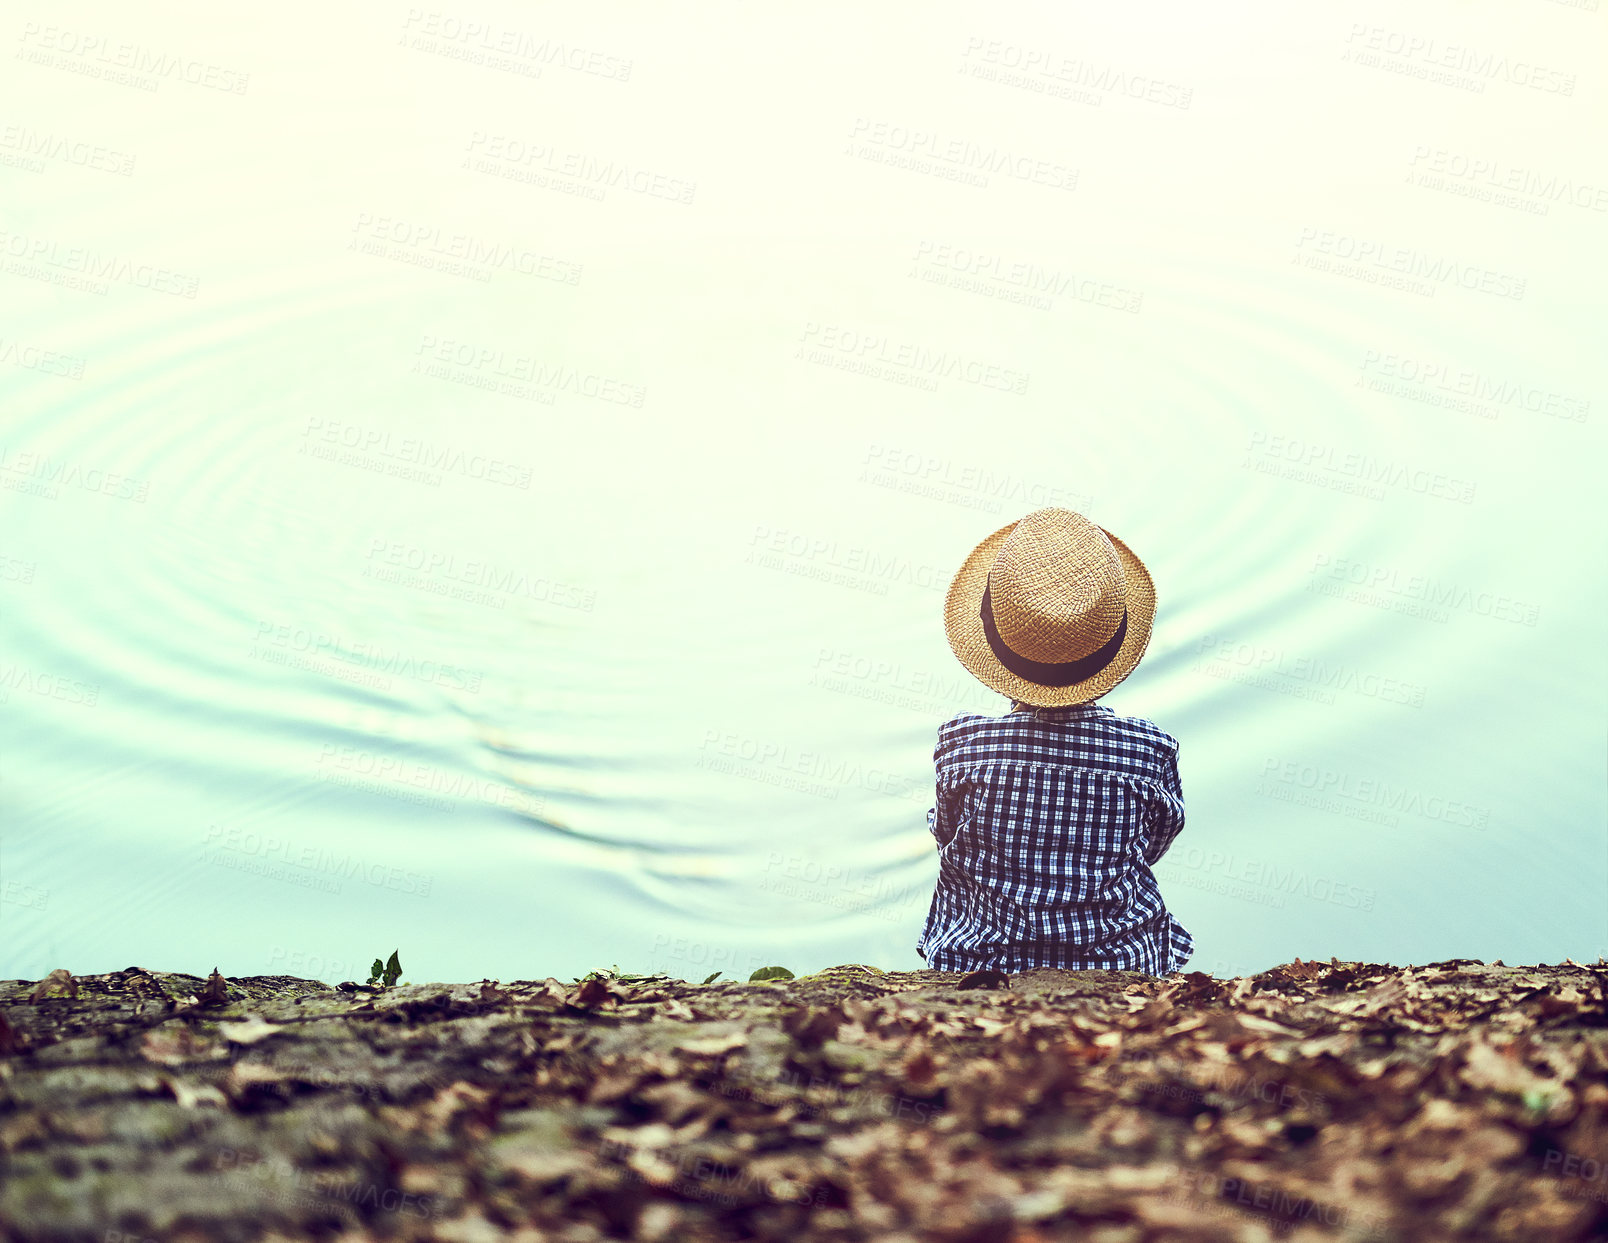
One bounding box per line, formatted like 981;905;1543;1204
701;971;723;984
367;950;402;988
749;966;795;982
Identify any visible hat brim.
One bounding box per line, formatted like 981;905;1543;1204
943;519;1156;707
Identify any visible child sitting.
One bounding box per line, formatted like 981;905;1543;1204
916;507;1193;976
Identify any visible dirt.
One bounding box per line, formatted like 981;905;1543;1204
3;957;1607;1242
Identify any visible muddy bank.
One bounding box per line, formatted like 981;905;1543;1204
3;958;1607;1242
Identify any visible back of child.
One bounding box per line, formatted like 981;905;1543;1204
916;508;1193;977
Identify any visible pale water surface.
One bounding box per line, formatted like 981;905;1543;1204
3;3;1604;984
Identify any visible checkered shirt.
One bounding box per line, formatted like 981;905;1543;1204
916;702;1193;976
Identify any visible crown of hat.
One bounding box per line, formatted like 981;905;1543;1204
985;510;1127;664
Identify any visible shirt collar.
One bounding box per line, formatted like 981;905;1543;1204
1013;702;1109;719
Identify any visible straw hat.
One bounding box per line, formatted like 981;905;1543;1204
944;508;1156;707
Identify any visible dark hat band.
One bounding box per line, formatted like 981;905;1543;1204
980;581;1129;688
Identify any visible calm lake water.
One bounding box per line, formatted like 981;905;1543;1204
4;5;1604;985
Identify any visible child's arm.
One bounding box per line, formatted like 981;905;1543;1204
927;775;959;848
1141;742;1186;866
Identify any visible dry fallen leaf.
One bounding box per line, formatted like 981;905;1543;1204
783;1005;846;1049
164;1077;228;1109
478;979;508;1004
199;969;230;1007
1459;1036;1564;1102
140;1023;213;1065
1234;1013;1305;1038
421;1081;496;1131
523;978;569;1009
567;976;624;1010
678;1029;747;1056
901;1048;941;1092
217;1015;283;1046
28;969;77;1003
601;1120;679;1150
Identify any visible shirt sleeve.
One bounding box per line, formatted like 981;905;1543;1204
927;774;959;848
927;724;958;848
1141;740;1186;866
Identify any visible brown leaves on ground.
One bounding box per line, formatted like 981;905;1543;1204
3;958;1608;1242
485;957;1608;1241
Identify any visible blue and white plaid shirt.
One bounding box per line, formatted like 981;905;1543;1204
917;702;1193;976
